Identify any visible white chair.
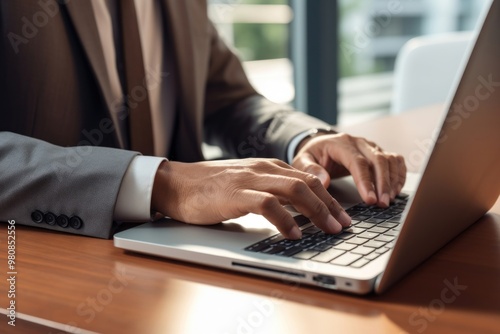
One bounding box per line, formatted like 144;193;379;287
391;31;474;114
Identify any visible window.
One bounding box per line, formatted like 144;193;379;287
208;0;294;105
338;0;489;124
209;0;490;128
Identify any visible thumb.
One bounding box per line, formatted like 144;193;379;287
293;153;331;188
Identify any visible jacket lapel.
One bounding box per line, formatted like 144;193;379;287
65;1;127;149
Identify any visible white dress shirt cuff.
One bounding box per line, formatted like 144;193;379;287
113;156;167;221
287;130;313;164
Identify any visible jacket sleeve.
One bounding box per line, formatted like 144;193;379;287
0;132;138;238
202;20;332;161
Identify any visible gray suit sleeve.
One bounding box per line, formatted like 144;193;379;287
202;21;332;160
0;132;138;238
205;96;332;160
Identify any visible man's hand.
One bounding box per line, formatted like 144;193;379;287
292;133;407;207
151;159;352;239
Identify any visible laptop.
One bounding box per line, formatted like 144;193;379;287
114;0;500;294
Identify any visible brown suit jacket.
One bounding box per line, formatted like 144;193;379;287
0;0;331;238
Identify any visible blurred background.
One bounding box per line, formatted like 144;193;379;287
207;0;489;126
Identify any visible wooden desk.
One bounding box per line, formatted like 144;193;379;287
1;106;499;334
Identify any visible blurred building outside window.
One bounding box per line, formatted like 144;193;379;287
208;0;489;131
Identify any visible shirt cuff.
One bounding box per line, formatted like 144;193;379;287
113;156;167;221
287;128;337;164
287;130;313;164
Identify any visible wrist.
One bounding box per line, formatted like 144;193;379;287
295;128;337;156
151;160;172;216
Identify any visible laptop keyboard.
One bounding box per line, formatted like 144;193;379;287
245;193;409;268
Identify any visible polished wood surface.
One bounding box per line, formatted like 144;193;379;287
1;106;499;334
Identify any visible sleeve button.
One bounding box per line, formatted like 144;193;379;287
31;210;44;224
56;215;70;228
44;212;57;226
69;216;83;229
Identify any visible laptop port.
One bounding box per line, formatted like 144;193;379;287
313;275;336;287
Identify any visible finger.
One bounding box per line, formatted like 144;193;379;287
373;154;391;206
261;165;351;230
387;155;399;200
397;155;407;193
387;154;407;196
248;173;351;233
327;144;378;205
292;152;331;187
357;143;391;207
236;189;302;239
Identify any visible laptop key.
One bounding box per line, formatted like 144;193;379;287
378;222;398;229
350;204;370;211
367;227;389;234
280;246;304;257
263;245;287;254
343;226;366;234
312;249;345;263
330;253;362;266
384;230;399;237
350;258;370;268
293;250;319;260
388;216;402;223
375;213;394;220
358;231;379;239
246;243;273;252
351;246;374;255
334;243;357;251
293;215;311;227
367;207;387;213
365;252;381;261
363;240;386;248
355;222;377;229
396;193;409;199
375;235;395;243
325;238;343;246
303;226;322;234
268;234;286;244
374;247;390;254
309;233;332;243
345;237;368;245
336;233;354;240
311;242;330;251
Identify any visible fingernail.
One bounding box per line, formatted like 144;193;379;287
381;193;390;207
368;190;377;203
338;210;351;226
320;176;329;187
289;226;302;240
327;215;343;233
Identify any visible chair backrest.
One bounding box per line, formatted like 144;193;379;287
391;31;474;114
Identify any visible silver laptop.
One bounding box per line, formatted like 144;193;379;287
114;0;500;294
